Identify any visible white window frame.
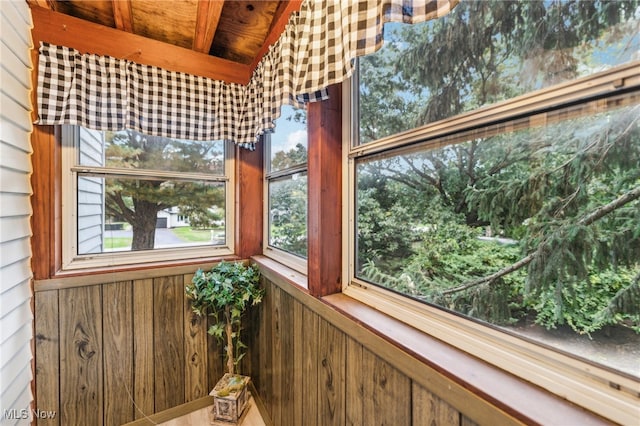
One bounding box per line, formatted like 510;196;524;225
343;62;640;425
263;130;308;275
61;126;235;270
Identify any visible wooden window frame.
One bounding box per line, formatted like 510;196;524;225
343;63;640;424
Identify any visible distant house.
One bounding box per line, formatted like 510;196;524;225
156;207;190;229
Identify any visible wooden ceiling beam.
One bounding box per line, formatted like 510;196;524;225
192;0;224;54
26;0;56;10
112;0;134;33
250;0;302;71
30;5;252;85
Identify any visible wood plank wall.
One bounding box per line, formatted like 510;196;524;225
34;266;482;426
34;271;227;425
248;276;481;426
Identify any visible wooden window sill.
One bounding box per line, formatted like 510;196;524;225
34;256;242;291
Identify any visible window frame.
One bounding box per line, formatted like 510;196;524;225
263;109;309;275
344;61;640;425
61;126;236;270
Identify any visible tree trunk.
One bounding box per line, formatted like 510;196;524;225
130;199;161;250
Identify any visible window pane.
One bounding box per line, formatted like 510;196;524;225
78;176;225;254
358;0;640;144
79;128;225;175
355;99;640;376
268;105;308;173
268;173;308;258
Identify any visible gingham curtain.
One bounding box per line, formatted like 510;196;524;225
36;0;458;148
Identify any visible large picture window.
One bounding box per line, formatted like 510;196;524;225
264;105;308;272
62;126;234;268
347;1;639;423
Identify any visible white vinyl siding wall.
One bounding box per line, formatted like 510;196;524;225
0;1;34;424
77;127;104;254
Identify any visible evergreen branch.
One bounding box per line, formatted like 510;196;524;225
442;186;640;296
606;270;640;316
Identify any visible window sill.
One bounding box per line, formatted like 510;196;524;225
251;255;308;292
253;256;610;425
34;255;241;291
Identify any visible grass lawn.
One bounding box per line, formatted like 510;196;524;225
104;237;132;249
172;227;222;242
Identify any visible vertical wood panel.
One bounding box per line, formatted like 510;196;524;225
59;286;103;426
133;278;154;418
279;291;295;426
256;278;273;412
461;415;479;426
345;338;364;426
102;281;134;426
302;307;319;426
271;285;283;425
413;382;460;426
153;275;185;411
183;272;208;401
363;348;411;426
206;313;225;392
292;296;304;426
34;290;60;426
318;320;346;425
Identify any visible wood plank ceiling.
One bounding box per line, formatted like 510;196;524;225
27;0;298;70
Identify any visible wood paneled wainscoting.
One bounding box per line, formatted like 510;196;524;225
34;258;610;425
248;256;610;426
34;264;232;426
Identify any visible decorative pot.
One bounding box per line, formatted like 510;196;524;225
211;373;251;423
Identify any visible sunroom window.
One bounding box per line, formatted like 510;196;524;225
62;126;234;269
347;1;639;423
264;105;308;272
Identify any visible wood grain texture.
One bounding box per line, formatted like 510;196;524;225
153;275;185;411
318;320;346;425
413;382;460;426
235;143;263;258
34;290;60;426
307;84;342;296
255;276;273;413
345;338;364;426
206;311;225;394
270;285;283;425
302;308;320;426
133;278;155;418
30;5;251;84
183;273;208;401
59;285;103;426
278;290;295;426
102;281;134;426
292;296;304;426
362;348;411;426
30;125;57;280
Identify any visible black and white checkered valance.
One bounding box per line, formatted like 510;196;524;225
36;0;457;148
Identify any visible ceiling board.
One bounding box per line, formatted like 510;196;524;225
30;0;298;72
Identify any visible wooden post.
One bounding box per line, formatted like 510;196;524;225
307;84;342;297
235;142;264;259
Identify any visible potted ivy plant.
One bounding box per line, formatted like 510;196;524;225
185;260;264;423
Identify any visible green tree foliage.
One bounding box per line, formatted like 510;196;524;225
105;130;224;250
269;174;307;257
356;0;640;334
